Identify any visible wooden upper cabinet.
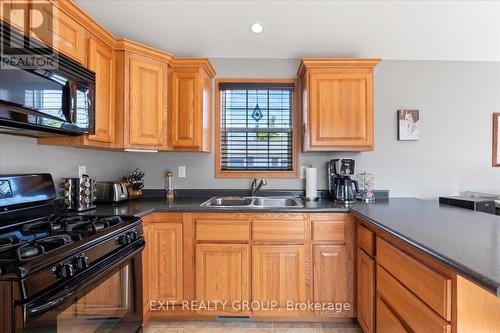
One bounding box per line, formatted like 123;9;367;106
0;0;29;33
87;37;116;145
29;0;86;64
166;59;215;152
114;40;171;150
128;54;167;148
298;58;380;152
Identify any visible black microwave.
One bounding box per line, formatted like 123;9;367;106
0;22;95;137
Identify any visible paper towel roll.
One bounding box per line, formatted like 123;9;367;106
305;167;317;199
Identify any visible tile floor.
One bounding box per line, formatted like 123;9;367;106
144;320;363;333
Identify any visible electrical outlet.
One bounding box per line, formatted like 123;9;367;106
178;166;186;178
300;166;307;179
78;166;87;178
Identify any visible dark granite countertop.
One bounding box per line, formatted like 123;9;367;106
90;196;500;297
351;198;500;298
89;196;350;216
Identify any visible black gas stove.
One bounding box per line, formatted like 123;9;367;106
0;174;144;333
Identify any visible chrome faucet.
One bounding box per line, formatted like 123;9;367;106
250;178;267;197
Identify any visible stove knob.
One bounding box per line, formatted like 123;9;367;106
117;233;131;245
55;263;74;279
73;255;89;270
130;230;139;241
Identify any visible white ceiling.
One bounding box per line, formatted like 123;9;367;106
75;0;500;61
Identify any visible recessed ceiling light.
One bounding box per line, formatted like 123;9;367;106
250;22;264;34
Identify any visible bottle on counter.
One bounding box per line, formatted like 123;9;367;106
165;170;174;200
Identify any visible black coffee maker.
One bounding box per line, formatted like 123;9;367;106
327;159;359;204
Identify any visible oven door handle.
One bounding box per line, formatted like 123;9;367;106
25;239;144;319
27;293;74;316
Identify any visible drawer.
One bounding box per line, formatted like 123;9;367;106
377;265;451;333
312;219;345;243
377;238;452;320
357;224;374;256
252;219;306;242
196;220;250;242
376;296;409;333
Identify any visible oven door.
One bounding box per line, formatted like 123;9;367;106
20;240;144;333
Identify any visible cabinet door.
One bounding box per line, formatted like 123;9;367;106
376;297;409;333
307;71;373;151
195;244;249;314
0;0;29;33
252;245;307;315
313;245;354;317
150;223;183;303
142;224;152;311
128;54;166;148
357;248;375;333
29;1;87;63
87;37;115;144
169;70;202;149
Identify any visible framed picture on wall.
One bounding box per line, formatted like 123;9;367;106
492;113;500;166
398;109;420;141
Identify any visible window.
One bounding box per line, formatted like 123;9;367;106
215;79;298;178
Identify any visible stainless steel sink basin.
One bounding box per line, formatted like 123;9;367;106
200;196;303;208
200;197;254;207
252;197;302;207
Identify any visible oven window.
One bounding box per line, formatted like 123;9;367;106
23;260;140;333
57;265;132;333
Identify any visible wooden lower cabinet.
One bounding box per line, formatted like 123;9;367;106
313;245;354;317
376;297;409;333
377;265;451;333
252;245;308;317
357;248;375;333
142;223;153;313
195;244;250;314
142;212;354;320
149;222;183;303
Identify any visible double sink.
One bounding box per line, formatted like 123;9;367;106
200;196;304;208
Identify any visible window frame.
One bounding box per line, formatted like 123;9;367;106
215;78;299;179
